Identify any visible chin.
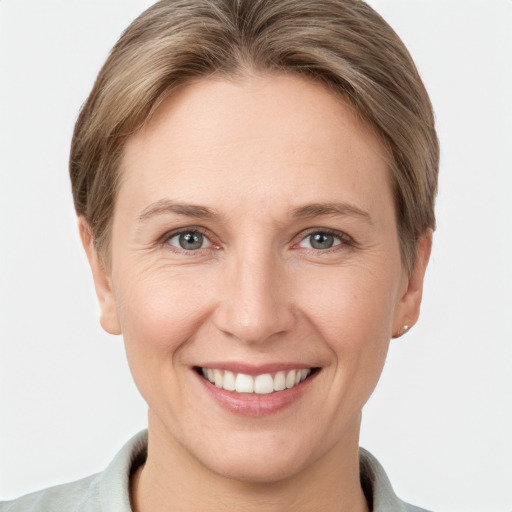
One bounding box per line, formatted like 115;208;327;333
192;429;323;484
207;451;311;484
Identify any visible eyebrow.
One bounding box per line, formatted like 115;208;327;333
292;202;373;224
138;199;219;222
138;199;372;224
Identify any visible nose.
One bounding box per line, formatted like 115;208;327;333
213;247;295;345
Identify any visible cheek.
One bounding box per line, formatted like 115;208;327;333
113;267;218;419
297;263;400;340
114;266;214;357
295;264;399;391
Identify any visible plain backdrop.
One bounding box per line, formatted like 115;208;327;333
1;1;511;510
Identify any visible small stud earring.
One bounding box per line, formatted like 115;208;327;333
394;324;410;338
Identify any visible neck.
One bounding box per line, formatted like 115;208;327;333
130;413;369;512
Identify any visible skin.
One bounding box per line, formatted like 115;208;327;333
80;74;431;511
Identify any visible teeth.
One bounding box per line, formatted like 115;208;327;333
214;369;223;388
254;374;274;394
223;371;236;391
235;373;254;393
201;368;312;394
285;370;296;389
274;371;286;391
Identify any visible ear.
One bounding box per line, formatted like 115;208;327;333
392;231;432;338
78;217;122;335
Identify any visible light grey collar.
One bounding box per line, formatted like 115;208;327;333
97;431;429;512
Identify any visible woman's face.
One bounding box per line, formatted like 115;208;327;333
84;74;429;482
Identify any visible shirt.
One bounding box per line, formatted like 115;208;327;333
0;431;431;511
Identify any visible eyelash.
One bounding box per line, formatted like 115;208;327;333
295;228;354;253
159;227;354;254
160;227;216;254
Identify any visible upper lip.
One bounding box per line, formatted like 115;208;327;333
195;362;317;375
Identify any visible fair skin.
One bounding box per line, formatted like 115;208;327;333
80;74;431;511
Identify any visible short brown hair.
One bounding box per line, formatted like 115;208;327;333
70;0;439;272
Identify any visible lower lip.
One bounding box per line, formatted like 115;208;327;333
195;370;319;417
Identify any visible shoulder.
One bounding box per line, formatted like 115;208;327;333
0;431;148;512
0;474;101;512
404;505;433;512
359;447;433;512
0;475;100;512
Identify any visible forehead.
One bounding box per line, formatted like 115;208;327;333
118;74;392;219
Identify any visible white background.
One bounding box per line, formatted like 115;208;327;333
0;1;511;510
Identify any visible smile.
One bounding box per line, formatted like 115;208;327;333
198;367;314;394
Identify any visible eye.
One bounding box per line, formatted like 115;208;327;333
298;231;344;250
167;230;211;251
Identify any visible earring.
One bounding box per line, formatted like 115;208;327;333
394;324;410;338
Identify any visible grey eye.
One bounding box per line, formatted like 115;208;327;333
299;232;341;250
168;231;211;250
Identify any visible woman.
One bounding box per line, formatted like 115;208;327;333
1;0;438;510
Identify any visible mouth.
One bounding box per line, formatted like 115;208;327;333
194;366;319;394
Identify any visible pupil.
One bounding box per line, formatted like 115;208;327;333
311;233;334;249
179;232;203;250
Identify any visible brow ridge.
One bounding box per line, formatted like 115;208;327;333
138;199;372;225
138;199;218;222
292;202;373;224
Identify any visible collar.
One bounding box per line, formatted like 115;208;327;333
98;431;426;512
